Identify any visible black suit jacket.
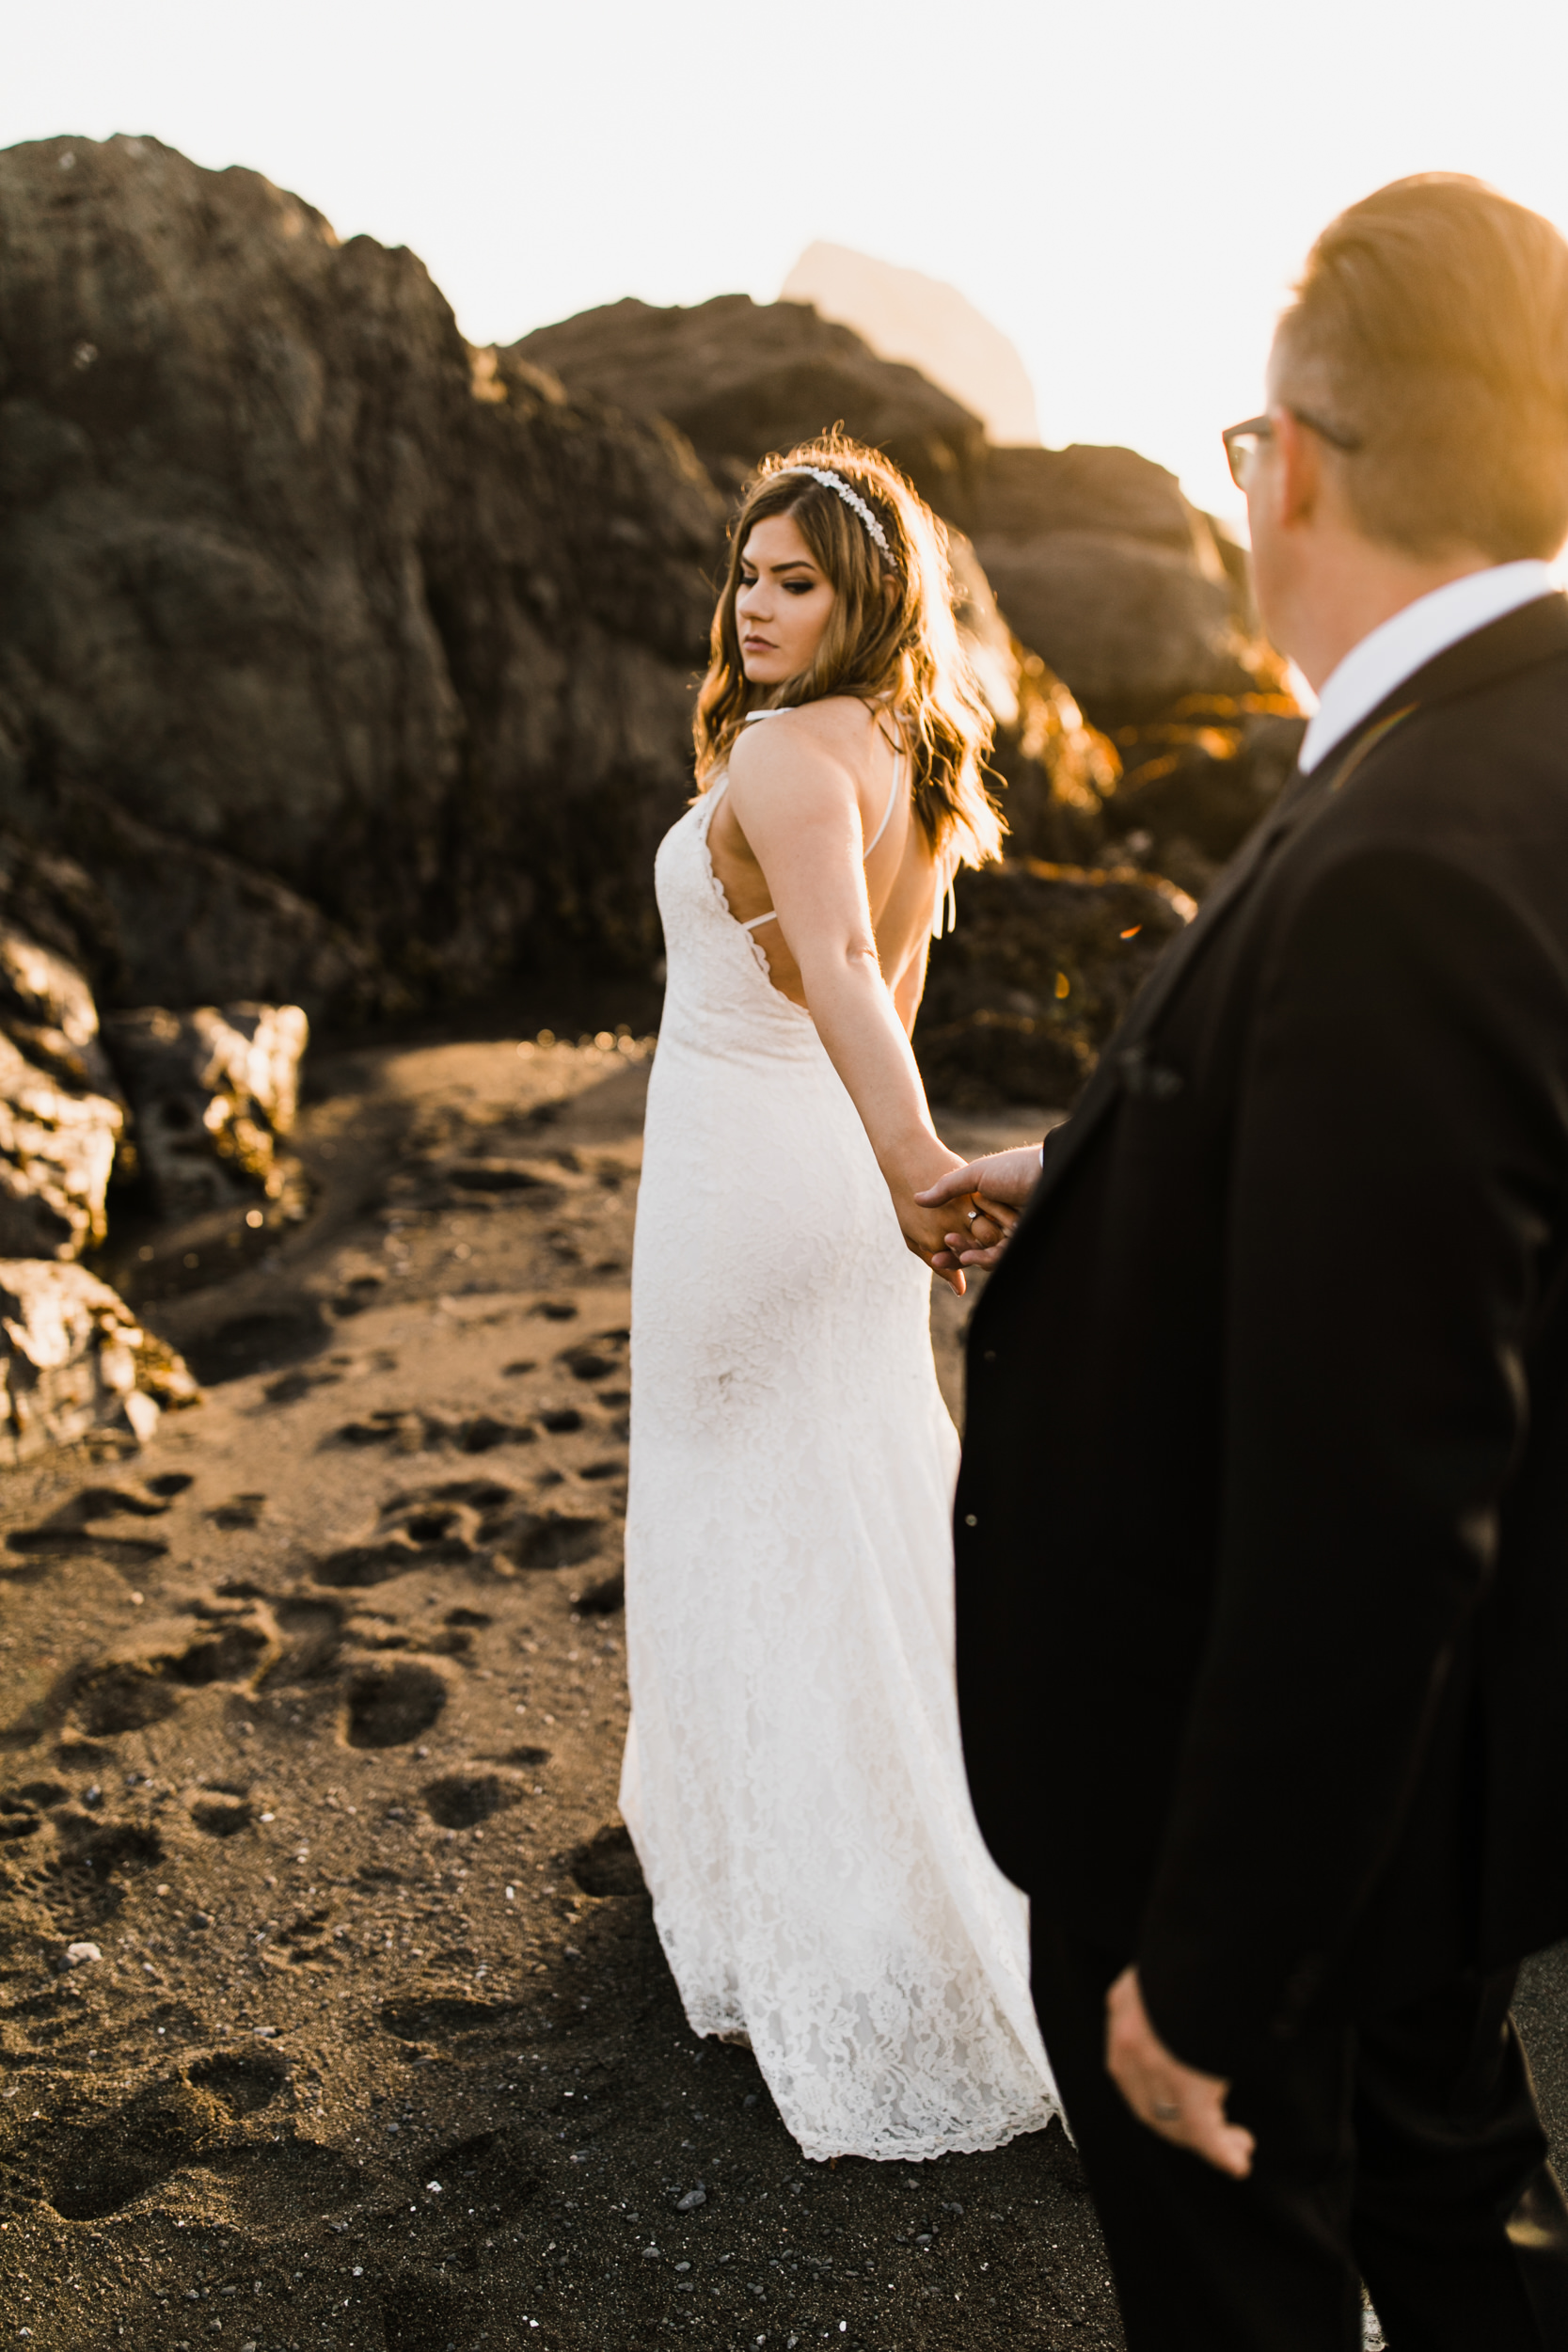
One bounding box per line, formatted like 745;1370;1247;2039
956;594;1568;2078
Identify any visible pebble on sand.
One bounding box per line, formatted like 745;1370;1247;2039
64;1941;102;1966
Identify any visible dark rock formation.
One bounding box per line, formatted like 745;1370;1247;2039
1102;701;1307;897
102;1002;309;1216
0;1027;122;1261
0;1257;198;1460
987;655;1124;872
510;294;987;511
0;134;722;1015
0;916;125;1258
508;294;1299;1096
969;446;1278;728
0;918;118;1102
972;443;1210;551
517;296;1294;777
942;536;1117;866
915;860;1196;1110
0;128;1294;1126
49;791;372;1017
976;530;1251;725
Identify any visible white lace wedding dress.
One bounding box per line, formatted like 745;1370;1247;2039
620;753;1059;2162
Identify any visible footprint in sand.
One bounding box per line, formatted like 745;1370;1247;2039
330;1406;538;1454
310;1480;607;1588
187;2049;288;2115
36;2075;359;2222
189;1791;253;1837
421;1770;527;1828
5;1482;177;1565
569;1820;646;1899
69;1606;280;1737
556;1327;629;1385
208;1492;268;1529
343;1661;449;1748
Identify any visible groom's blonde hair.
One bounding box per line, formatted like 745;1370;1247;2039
1275;174;1568;562
694;433;1004;869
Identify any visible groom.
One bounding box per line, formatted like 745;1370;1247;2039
921;175;1568;2349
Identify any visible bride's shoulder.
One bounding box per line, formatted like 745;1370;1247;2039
730;696;879;776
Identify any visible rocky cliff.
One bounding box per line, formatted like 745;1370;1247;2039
0;133;1301;1114
0;135;723;1017
513;294;1291;733
512;293;988;515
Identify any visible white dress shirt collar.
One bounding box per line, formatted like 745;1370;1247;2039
1297;560;1560;775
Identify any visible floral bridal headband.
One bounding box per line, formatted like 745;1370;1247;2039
786;467;895;563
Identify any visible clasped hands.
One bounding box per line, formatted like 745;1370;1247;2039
898;1144;1045;1288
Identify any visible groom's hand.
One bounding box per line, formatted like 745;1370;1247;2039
1105;1966;1256;2179
916;1146;1041;1269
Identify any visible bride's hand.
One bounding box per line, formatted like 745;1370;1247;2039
918;1146;1042;1270
897;1200;967;1295
893;1153;973;1295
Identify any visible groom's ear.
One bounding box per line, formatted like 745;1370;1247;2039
1271;406;1323;534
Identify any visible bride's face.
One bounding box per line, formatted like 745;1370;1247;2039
735;512;835;684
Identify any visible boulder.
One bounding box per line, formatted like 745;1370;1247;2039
0;134;723;1014
0;919;119;1100
971;443;1215;557
0;131;1288;1042
50;789;374;1019
101;1002;309;1216
1102;702;1307;895
974;531;1257;727
0;1031;123;1260
947;538;1121;869
969;444;1293;729
515;304;1290;738
917;859;1196;1110
509;294;987;511
990;656;1122;871
0;915;125;1258
0;1257;198;1462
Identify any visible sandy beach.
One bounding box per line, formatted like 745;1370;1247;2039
0;1029;1134;2352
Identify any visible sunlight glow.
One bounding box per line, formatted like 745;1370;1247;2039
5;0;1568;527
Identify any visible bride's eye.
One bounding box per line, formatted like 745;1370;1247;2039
784;579;816;596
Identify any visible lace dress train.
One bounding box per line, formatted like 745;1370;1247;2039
620;775;1059;2162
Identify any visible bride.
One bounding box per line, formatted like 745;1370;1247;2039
620;435;1059;2161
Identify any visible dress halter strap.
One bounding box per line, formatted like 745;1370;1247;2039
736;709;904;931
862;744;904;859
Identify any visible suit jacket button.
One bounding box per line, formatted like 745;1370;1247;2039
963;1514;978;1527
982;1350;996;1362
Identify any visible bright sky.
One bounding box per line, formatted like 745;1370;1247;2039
7;0;1568;523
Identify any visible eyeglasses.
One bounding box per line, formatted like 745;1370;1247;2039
1221;408;1364;490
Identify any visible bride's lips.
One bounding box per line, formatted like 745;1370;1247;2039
742;636;773;651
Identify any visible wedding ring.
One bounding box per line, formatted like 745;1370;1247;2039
1152;2101;1181;2122
965;1209;980;1225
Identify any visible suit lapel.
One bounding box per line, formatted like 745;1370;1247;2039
1006;592;1568;1239
992;593;1568;1254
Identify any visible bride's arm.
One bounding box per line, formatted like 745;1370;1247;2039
890;932;931;1038
728;720;969;1291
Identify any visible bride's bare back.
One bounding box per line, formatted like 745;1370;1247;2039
705;692;942;1033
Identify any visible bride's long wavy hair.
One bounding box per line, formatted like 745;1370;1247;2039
693;434;1005;867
